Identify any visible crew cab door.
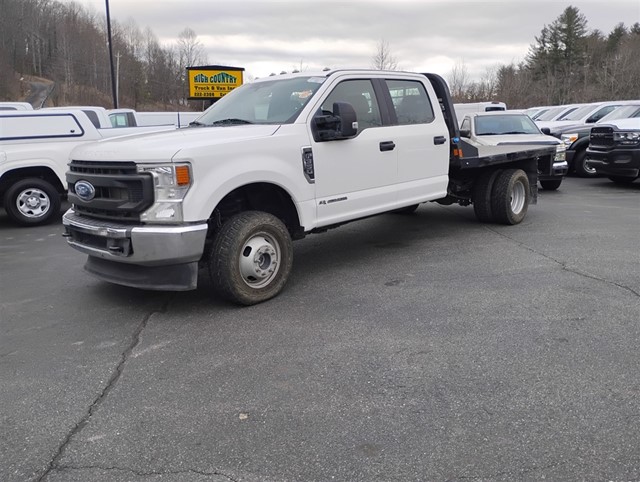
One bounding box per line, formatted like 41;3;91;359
382;78;449;204
310;79;397;226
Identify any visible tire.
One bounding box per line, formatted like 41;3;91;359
472;169;500;223
540;179;562;190
608;176;637;185
208;211;293;306
491;169;530;225
573;150;597;177
3;178;61;226
393;204;419;214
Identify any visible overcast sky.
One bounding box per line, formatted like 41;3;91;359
62;0;638;80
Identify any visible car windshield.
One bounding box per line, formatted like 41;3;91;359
598;105;640;122
536;106;572;121
475;114;541;135
561;104;598;121
194;76;326;126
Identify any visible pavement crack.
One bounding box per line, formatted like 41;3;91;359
36;297;174;482
51;464;239;481
485;226;640;299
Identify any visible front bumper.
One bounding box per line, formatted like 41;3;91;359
539;160;569;181
586;147;640;178
62;209;208;290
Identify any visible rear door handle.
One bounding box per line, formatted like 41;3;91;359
380;141;396;152
434;136;447;145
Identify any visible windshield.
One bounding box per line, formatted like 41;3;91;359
598;105;640;122
475;114;541;135
536;106;572;121
194;76;325;126
561;104;599;121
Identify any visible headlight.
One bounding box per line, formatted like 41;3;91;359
613;131;640;146
137;163;192;222
554;143;566;161
561;133;578;146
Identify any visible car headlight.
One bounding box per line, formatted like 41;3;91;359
561;133;578;147
137;163;192;222
554;143;566;161
613;130;640;146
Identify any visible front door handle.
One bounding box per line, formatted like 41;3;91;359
434;136;447;145
380;141;396;152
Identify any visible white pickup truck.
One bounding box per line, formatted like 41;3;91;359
0;109;174;226
62;70;557;305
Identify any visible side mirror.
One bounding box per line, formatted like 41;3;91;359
459;128;471;138
312;101;358;142
541;127;551;135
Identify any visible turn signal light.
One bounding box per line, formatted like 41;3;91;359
176;165;191;186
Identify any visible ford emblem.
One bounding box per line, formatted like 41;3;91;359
75;180;96;201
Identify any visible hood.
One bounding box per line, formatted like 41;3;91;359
603;118;640;130
71;124;281;161
475;133;561;147
537;119;587;130
552;123;590;135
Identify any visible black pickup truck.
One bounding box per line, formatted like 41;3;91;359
587;118;640;184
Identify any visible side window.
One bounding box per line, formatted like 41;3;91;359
386;80;435;125
460;117;471;133
321;80;382;132
588;106;617;123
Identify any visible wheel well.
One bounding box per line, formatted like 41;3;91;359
209;183;303;239
0;167;65;199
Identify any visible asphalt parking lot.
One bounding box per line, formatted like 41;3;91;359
1;176;639;482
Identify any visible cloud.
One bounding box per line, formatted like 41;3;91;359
69;0;636;79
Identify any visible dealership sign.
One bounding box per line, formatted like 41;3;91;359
187;65;245;100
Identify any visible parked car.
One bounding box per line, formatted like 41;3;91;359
0;109;174;226
537;101;639;132
108;108;202;128
554;103;640;177
453;101;506;125
534;104;584;123
459;111;568;190
587;117;640;184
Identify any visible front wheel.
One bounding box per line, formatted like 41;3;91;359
573;150;597;177
208;211;293;305
540;179;562;190
3;178;61;226
491;169;530;225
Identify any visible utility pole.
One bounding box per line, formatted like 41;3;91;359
105;0;118;108
115;52;121;107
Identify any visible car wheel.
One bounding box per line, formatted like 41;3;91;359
3;178;61;226
573;150;597;178
540;179;562;190
209;211;293;305
473;169;500;223
491;169;530;225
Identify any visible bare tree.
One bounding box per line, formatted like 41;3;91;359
371;39;398;70
447;60;471;102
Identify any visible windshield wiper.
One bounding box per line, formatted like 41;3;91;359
210;118;254;126
189;120;206;126
502;131;528;134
